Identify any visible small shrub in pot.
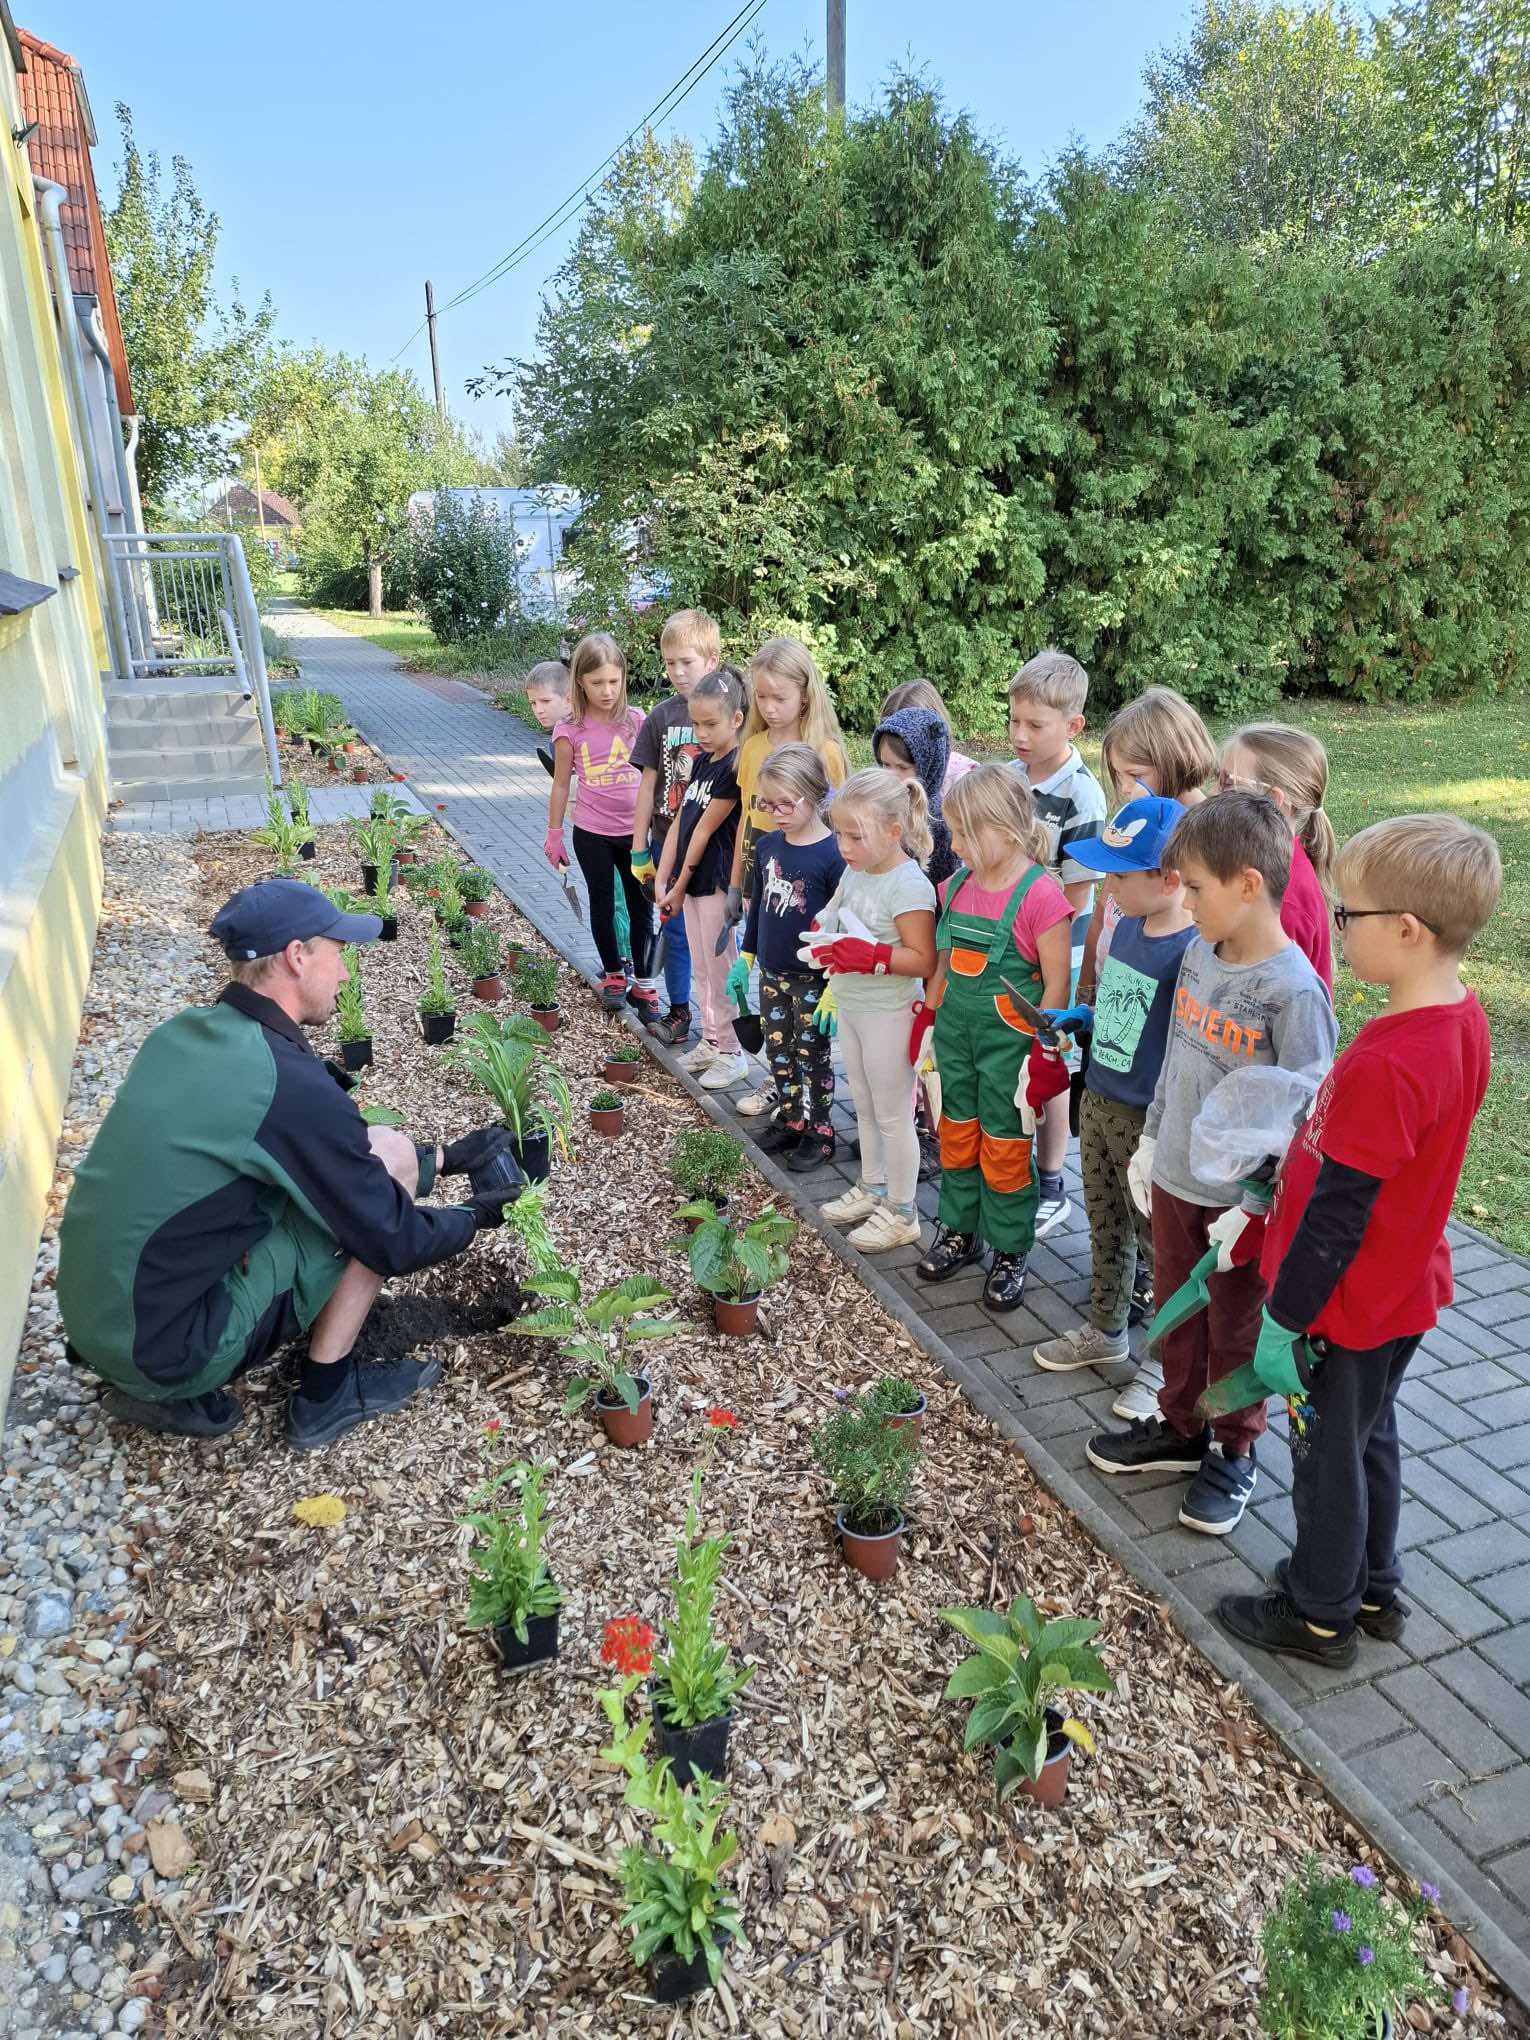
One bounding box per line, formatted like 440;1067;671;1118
459;866;494;918
604;1043;643;1086
812;1394;918;1581
669;1126;746;1210
650;1412;752;1781
865;1373;928;1440
590;1087;626;1136
1257;1858;1445;2039
462;922;504;998
514;953;562;1028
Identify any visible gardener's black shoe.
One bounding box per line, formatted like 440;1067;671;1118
1216;1589;1358;1668
1128;1269;1154;1328
983;1251;1029;1313
917;1225;985;1283
787;1131;836;1173
104;1387;244;1439
1273;1559;1409;1641
757;1116;803;1155
1086;1415;1209;1476
287;1354;444;1452
648;1003;692;1045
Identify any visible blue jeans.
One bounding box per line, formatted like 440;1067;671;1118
654;833;691;1005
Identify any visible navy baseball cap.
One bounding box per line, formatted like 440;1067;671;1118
1069;794;1187;874
210;879;383;960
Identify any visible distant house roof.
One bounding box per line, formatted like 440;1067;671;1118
212;484;302;529
15;25;133;414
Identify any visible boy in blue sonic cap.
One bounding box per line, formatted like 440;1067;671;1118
57;880;523;1452
1028;796;1196;1412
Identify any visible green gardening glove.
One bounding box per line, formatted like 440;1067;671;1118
725;952;753;1006
811;981;839;1037
1250;1307;1317;1399
630;845;656;888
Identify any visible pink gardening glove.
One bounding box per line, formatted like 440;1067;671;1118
543;826;568;869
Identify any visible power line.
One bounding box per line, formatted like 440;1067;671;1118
389;0;766;364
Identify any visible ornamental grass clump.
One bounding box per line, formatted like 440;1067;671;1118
449;1013;571;1152
335;949;368;1044
418;927;455;1019
1258;1859;1444;2040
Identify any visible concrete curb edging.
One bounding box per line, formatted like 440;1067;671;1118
445;809;1530;2020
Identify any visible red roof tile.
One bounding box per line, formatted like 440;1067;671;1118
16;24;133;413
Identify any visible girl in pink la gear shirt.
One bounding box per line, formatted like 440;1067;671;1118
544;633;659;1020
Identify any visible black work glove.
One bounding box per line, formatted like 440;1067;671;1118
537;745;555;778
463;1144;526;1229
442;1126;514;1177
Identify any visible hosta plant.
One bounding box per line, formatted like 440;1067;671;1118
461;1446;561;1643
939;1594;1113;1794
682;1204;795;1303
508;1266;687;1415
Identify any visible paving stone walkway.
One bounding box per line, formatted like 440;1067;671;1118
263;606;1530;1991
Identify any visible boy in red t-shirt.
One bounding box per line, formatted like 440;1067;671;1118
1215;814;1503;1669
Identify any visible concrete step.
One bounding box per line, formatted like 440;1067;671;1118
106;682;252;713
111;772;273;804
110;743;273;794
106;709;265;751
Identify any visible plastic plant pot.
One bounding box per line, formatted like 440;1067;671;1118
590;1103;625;1137
713;1293;760;1338
471;974;503;1003
596;1376;652;1448
649;1930;729;2006
529;1004;560;1034
419;1011;456;1046
1016;1708;1073;1810
511;1133;551;1183
604;1057;641;1087
837;1508;904;1582
299;839;316;862
351;764;368;783
340;1037;373;1072
651;1696;731;1783
378;916;398;942
494;1607;559;1675
879;1390;927;1444
463;900;489;920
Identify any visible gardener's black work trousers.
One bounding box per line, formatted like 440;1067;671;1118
1287;1332;1422;1628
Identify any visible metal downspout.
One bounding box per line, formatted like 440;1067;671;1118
79;302;136;535
33;177;134;686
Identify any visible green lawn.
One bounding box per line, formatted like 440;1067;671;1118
314;603;1528;1257
310;608;563;682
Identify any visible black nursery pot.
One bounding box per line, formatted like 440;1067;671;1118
651;1930;729;2006
652;1693;732;1782
378;916;398;942
298;838;316;862
493;1606;559;1674
512;1133;551;1183
419;1010;456;1046
340;1037;373;1071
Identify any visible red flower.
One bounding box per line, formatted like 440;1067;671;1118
706;1408;737;1430
392;771;406;782
483;1419;502;1436
436;803;447;811
600;1616;656;1677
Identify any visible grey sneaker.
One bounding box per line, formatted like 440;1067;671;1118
1034;1191;1072;1238
1032;1324;1129;1372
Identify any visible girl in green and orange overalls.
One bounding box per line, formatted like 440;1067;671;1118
915;764;1074;1314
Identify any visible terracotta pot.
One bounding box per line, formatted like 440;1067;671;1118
880;1390;927;1443
511;1133;551;1183
597;1376;652;1448
503;945;524;973
1016;1708;1073;1809
679;1195;729;1235
837;1508;904;1582
328;756;341;773
650;1930;729;2006
604;1058;641;1086
419;1010;456;1046
472;974;503;1003
494;1606;559;1674
530;1004;560;1034
652;1693;731;1783
351;765;368;782
463;899;489;920
378;916;398;942
590;1105;625;1137
713;1293;760;1338
395;848;418;867
340;1037;373;1071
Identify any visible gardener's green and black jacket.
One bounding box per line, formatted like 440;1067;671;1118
57;985;473;1389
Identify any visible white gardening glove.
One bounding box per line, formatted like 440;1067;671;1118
1127;1135;1157;1218
1207;1205;1254;1273
1015;1060;1037;1140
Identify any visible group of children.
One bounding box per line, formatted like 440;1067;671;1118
530;608;1504;1670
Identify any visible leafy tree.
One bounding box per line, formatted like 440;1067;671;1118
104;105;274;510
1381;0;1530;239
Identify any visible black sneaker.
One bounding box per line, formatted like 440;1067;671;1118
648;1003;692;1045
626;984;661;1026
1179;1446;1257;1534
916;1130;942;1184
1128;1270;1154;1328
787;1131;836;1173
983;1251;1029;1314
1086;1415;1209;1476
917;1224;985;1283
104;1387;244;1439
1216;1589;1358;1668
757;1117;804;1155
1273;1558;1409;1641
286;1354;444;1451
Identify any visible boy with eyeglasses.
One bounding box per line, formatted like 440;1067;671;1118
1216;813;1502;1668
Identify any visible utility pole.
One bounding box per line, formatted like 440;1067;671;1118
253;441;267;534
827;0;845;110
425;279;446;421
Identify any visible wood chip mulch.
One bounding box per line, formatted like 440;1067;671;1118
115;805;1517;2039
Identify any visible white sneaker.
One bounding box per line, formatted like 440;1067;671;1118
822;1182;882;1225
1111;1371;1163;1422
735;1079;778;1117
681;1039;718;1074
848;1204;922;1253
1033;1324;1129;1372
698;1052;748;1092
1034;1192;1072;1238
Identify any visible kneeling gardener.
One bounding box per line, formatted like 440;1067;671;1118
58;880;521;1450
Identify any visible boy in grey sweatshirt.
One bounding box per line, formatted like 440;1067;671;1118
1086;793;1337;1535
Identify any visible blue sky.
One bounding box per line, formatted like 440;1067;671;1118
46;0;1195;440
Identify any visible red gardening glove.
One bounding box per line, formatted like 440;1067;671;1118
1025;1036;1072;1116
908;1000;935;1065
821;937;894;976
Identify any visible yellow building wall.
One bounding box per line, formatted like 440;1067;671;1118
0;77;113;1402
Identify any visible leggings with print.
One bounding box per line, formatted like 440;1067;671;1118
759;969;834;1136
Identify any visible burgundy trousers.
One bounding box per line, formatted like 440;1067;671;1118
1152;1184;1269;1458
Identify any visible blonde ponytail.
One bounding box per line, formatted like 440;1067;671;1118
1224;723;1335;893
832;765;934;867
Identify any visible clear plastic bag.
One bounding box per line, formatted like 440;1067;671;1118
1188;1065;1324;1190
